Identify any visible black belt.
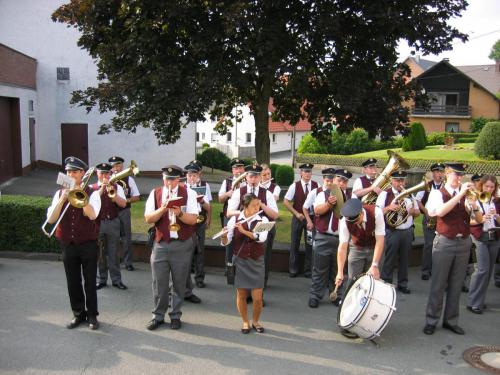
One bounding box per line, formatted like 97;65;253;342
317;232;338;238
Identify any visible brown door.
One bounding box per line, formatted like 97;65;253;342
29;117;36;167
0;97;21;183
61;123;88;166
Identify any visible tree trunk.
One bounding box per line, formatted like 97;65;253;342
253;88;271;164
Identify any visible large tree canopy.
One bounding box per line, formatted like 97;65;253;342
53;0;467;163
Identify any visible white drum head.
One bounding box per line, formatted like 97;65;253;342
339;275;373;328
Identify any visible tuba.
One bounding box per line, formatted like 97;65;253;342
108;160;140;198
324;180;345;219
231;172;247;190
362;150;410;205
385;177;430;228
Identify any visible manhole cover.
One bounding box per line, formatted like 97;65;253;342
463;346;500;374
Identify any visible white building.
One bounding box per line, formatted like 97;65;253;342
0;0;195;183
195;102;311;158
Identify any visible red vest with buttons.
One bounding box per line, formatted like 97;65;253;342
314;190;339;234
292;180;318;212
346;205;376;249
91;183;120;220
360;176;373;189
232;217;264;260
153;185;195;243
436;187;470;239
55;187;99;245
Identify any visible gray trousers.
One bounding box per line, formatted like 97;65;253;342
151;237;194;321
98;218;122;284
468;235;500;308
193;223;206;283
425;234;470;326
264;225;276;284
348;246;373;280
184;233;198;297
381;227;413;288
421;217;435;277
223;217;233;264
290;216;312;275
309;232;338;301
495;250;500;284
118;208;133;267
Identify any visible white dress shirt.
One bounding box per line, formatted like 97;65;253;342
227;185;278;216
284;179;316;201
47;188;101;219
415;181;442;202
338;207;385;244
259;180;281;201
351;176;373;199
376;187;418;229
425;184;460;217
218;177;246;197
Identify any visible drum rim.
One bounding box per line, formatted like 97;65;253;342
337;273;374;328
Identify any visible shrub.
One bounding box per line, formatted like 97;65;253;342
269;163;280;180
328;131;348;154
474;121;500;160
427;132;446;145
426;132;477;145
0;195;60;252
198;147;231;172
202;143;210;148
402;122;427;151
275;165;295;186
297;133;327;154
240;158;256;167
471;117;497;133
345;128;371;154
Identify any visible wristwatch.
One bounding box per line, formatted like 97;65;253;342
253;233;260;241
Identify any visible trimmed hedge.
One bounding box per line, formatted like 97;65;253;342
474;121;500;160
0;195;59;252
269;163;280;180
198;147;231;172
275;165;294;186
402;122;427;151
427;132;478;145
296;153;500;175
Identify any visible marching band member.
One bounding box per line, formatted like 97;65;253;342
46;157;101;330
109;156;140;272
284;163;318;277
145;165;198;330
376;170;419;294
308;170;339;308
415;163;444;280
259;164;280;287
93;163;128;291
467;175;500;314
222;193;269;334
423;163;483;335
218;158;246;264
352;158;382;199
335;169;353;200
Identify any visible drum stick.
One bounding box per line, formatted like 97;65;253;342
329;284;340;302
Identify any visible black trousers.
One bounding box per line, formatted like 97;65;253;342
61;240;99;317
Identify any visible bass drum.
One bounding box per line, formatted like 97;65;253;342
337;274;397;340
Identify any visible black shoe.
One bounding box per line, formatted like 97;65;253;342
423;324;435;335
308;298;319;308
467;306;483;314
66;314;87;329
88;316;99;330
146;319;164;331
252;324;265;333
112;282;127;290
461;285;469;293
289;273;298;278
96;282;107;290
241;324;250;334
170;319;182;330
184;294;201;303
421;274;430;281
340;328;359;339
125;265;135;271
442;322;465;335
397;286;411;294
195;281;206;288
303;272;312;279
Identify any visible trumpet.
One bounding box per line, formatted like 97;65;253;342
212;210;263;239
466;189;491;203
41;167;96;237
164;187;181;232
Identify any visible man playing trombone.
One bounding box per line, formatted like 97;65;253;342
45;157;101;330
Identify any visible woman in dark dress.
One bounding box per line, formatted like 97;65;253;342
222;194;269;334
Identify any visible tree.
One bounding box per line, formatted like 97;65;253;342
52;0;467;163
489;39;500;61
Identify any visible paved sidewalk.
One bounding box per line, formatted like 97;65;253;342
0;257;498;375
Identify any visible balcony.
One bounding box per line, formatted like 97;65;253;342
411;105;471;117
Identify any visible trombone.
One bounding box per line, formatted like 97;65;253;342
107;160;140;198
41;167;96;237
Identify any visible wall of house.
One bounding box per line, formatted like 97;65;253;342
469;82;500;120
0;0;195;172
409;116;471;133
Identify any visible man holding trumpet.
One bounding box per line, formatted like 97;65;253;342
46;157;101;330
92;163;128;291
144;165;198;331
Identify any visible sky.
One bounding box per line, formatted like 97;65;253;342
397;0;500;66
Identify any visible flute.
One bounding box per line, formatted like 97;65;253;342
212;210;263;239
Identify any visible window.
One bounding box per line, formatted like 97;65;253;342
246;133;252;143
57;67;70;80
271;133;276;143
445;122;459;133
196;132;200;142
211;133;218;142
28;100;34;112
201;133;205;140
227;132;232;142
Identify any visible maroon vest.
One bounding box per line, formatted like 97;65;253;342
360;176;373;189
153;186;196;243
222;177;234;217
384;188;397;208
232;218;264;260
91;183;120;220
268;182;277;194
436;187;470;239
470;199;500;241
55;187;99;245
239;185;270;219
314;190;339;234
346;205;376;250
292;180;318;211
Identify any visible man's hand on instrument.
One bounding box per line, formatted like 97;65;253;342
372;186;382;195
387;202;399;212
460;182;473;196
367;265;380;279
171;206;181;216
327;195;337;206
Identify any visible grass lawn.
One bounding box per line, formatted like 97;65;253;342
131;200;424;240
352;143;479;161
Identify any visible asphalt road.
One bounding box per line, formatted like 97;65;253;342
0;257;498;375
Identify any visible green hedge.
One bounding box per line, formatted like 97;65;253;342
402;122;427;151
296;153;500;175
427;132;478;145
0;195;59;252
198;147;231;172
475;121;500;160
276;165;294;186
